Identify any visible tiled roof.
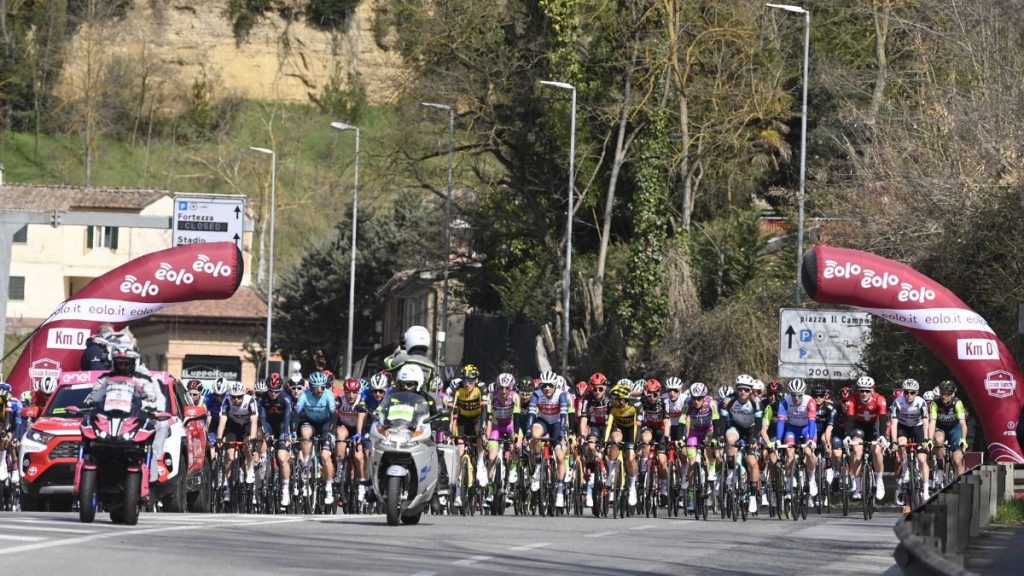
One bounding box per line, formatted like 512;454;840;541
154;286;267;321
0;184;168;211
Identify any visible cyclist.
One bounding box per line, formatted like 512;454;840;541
579;373;612;507
335;377;368;504
216;381;260;501
528;371;570;508
605;381;640;506
483;372;519;506
846;375;888;501
294;371;338;505
205;378;229;465
812;383;837;487
718;385;735;405
664;377;687;444
0;383;16;483
18;390;34;439
258;374;293;507
890;378;931;504
720;374;762;514
683;382;720;511
253;378;269;402
775;379;818;501
930;379;968;481
364;371;391;413
185;379;205;405
32;376;58;412
830;386;853;488
451;364;486;506
638;378;671;501
288;376;306;405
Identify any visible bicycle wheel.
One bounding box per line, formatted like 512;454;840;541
861;461;874;521
907;457;919;510
841;465;850;517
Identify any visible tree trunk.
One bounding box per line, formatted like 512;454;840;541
869;1;890;126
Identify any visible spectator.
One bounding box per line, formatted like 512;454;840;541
80;323;115;371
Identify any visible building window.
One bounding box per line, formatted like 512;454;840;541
87;225;119;250
13;225;27;243
8;276;25;300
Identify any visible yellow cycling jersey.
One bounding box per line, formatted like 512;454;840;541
608;401;639;429
454;386;484;419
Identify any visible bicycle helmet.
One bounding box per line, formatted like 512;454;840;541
939;380;956;394
575;381;589;398
555;374;567;392
922;390;935;402
630;379;645;396
254;378;268;394
718;386;734;401
517;377;534;394
735;374;755;387
39;377;57;395
665;377;684;391
610;382;631;399
810;384;827;398
343;378;361;393
462;363;480;379
268;375;284;392
289;378;306;392
589;373;608;387
839;386;852;400
369;371;391;391
308;372;329;389
689;382;708;398
186;379;203;392
766;380;782;394
856;375;875;391
787;379;807;396
496;373;516;389
901;378;920;392
538;371;558;387
212;377;229;396
228;381;246;397
396;364;425;392
644;379;662;395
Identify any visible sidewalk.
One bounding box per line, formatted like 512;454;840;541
964;525;1024;574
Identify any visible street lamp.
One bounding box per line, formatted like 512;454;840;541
331;121;360;378
249;146;276;380
420;102;455;371
539;80;576;378
767;3;810;306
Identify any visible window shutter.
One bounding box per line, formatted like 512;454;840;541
110;227;119;250
87;226;94;248
9;276;25;300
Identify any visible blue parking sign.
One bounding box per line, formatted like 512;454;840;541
799;329;813;343
178;201;189;211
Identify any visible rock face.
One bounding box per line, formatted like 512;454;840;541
58;0;404;107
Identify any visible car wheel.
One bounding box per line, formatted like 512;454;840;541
187;460;211;513
162;452;188;513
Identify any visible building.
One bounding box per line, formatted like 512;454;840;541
1;182;261;383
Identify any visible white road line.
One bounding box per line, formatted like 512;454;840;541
409;572;437;576
584;530;617;538
0;525;95;535
8;518;118;528
509;542;550;552
0;534;48;542
629;525;656;530
453;555;493;565
312;514;386;523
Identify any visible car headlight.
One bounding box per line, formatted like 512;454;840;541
28;429;55;444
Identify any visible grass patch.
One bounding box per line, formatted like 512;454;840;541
994;498;1024;526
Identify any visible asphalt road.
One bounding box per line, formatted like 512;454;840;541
0;510;903;575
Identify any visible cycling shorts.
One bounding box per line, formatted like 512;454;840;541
456;417;482;440
586;423;608;442
297;416;336;450
488;421;515;441
533;419;564;442
337;423;368;450
223;419;253;444
260;421;290;449
782;424;813;446
896;423;926;450
935;423;963;449
669;423;685;443
853;420;881;443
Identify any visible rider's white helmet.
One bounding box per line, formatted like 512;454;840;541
403;326;431;351
396;364;426;392
228;381;246;397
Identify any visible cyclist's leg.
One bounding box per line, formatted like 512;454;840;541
336;424;350;471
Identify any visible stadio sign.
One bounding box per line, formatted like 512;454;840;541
173;195;246;248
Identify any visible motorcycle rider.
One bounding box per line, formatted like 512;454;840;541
80;323;115;371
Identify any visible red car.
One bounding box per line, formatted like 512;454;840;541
20;370;210;512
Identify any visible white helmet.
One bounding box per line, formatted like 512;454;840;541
719;386;734;400
922;390;935;402
538;371;558;387
396;364;425;392
496;373;516;389
403;325;431;351
752;379;765;392
856;375;875;390
902;378;920;392
369;372;390;391
735;374;755;387
554;374;567;392
665;377;684;391
212;377;229;396
254;379;268;394
788;378;807;396
689;382;708;398
228;381;246;396
39;377;57;395
631;379;645;396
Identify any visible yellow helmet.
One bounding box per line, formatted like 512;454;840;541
610;382;631;399
462;364;480;379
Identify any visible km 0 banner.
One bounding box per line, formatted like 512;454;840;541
8;242;243;396
802;246;1024;463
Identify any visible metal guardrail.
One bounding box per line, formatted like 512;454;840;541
893;463;1017;576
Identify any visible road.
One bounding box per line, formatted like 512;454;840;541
0;510;903;575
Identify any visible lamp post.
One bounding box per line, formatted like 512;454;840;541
539;80;576;378
331;122;360;378
249;146;276;379
767;3;810;306
420;102;455;371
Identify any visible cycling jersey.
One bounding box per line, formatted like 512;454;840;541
848;392;887;424
453;386;484;420
206;394;225;427
931;398;966;428
295;389;336;424
581;394;611;427
640;396;668;430
259;394;292;431
528;390;568;424
776;394;818;441
664;393;686;424
488;391;520;425
683;397;719;431
604;399;640;445
816;400;836;429
722;397;762;431
891;395;929;428
220;394;259;425
335;393;367;429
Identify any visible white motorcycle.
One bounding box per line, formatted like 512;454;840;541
368;391;443;525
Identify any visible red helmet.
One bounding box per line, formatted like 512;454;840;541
839;386;852;399
322;370;335;384
343;378;361;393
533;378;542;390
644;379;662;395
767;380;782;393
268;375;284;392
576;381;589;397
186;379;203;391
589;372;608;387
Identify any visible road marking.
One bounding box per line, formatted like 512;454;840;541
0;534;48;542
584;530;617;538
409;572;436;576
630;525;656;530
8;518;117;528
312;514;386;523
509;542;550;551
453;555;493;565
0;525;95;535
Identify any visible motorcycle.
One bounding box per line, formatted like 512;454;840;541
368;391;444;526
70;376;168;525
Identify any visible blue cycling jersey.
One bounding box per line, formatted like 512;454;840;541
295;389;336;424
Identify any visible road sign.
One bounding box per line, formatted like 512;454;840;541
172;194;246;248
778;308;872;381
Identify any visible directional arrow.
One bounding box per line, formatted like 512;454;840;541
785;325;796;349
233;233;241;247
234;206;241;219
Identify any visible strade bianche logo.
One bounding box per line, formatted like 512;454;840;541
192;254;233;278
155;262;195;285
29;358;62;379
120;274;160;296
984;370;1017;399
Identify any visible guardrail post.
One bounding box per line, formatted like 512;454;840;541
940;491;958;558
957;478;976;554
965;474;981;540
978;467;992;529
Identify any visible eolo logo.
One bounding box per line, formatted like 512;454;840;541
120;275;159;296
193;254;232;278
